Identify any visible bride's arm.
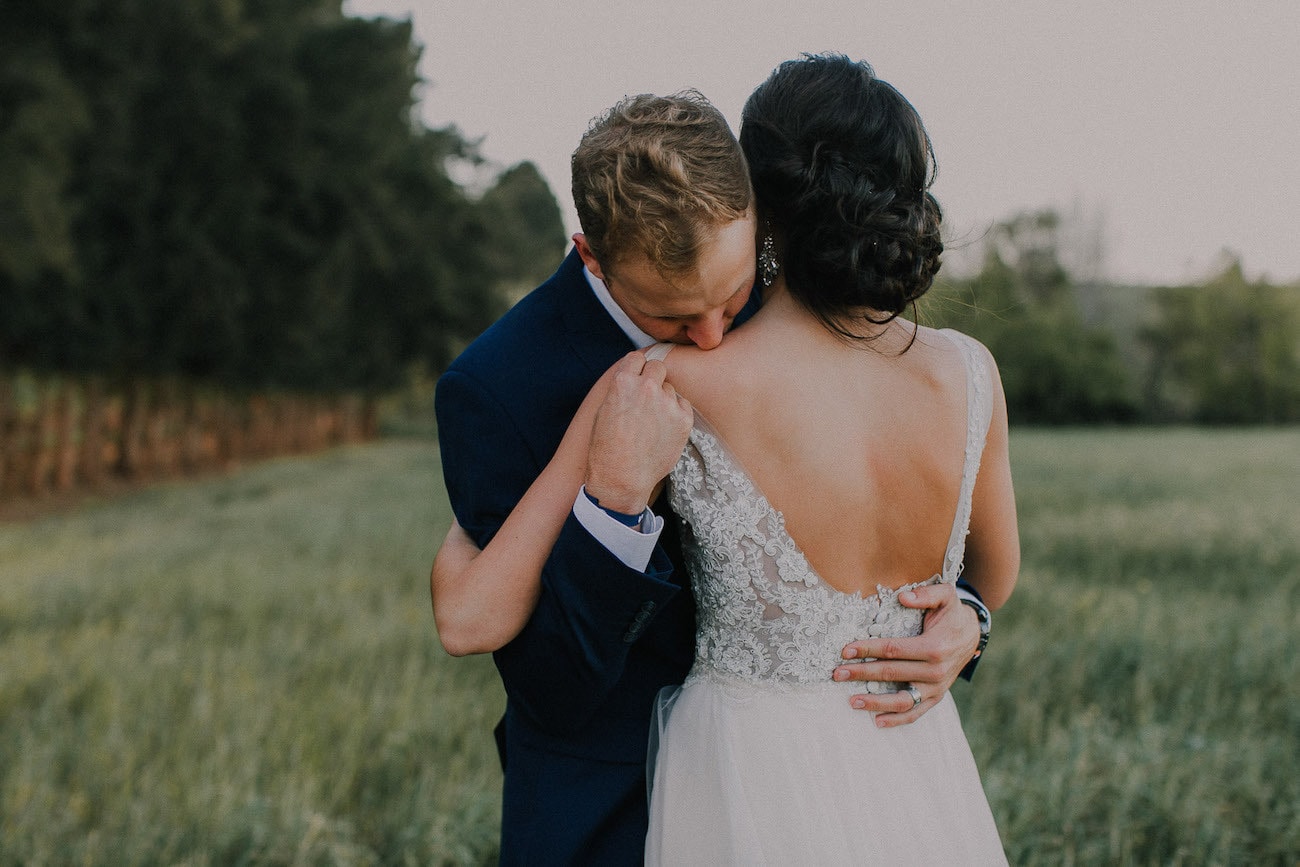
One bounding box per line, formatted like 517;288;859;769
430;351;691;656
430;370;608;656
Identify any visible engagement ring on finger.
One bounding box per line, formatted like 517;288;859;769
905;685;922;709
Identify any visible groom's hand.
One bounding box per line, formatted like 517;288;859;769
833;583;981;728
585;351;693;515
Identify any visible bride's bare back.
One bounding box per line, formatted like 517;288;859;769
661;289;1007;599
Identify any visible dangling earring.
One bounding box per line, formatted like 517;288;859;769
758;222;779;288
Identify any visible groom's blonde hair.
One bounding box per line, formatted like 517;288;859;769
572;91;752;278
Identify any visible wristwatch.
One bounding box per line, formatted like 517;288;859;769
959;596;991;659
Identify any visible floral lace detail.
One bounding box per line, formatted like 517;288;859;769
664;329;992;696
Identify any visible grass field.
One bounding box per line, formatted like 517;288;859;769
1;429;1297;865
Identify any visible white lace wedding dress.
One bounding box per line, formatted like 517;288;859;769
644;330;1007;865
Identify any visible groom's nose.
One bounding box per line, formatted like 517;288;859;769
686;311;728;350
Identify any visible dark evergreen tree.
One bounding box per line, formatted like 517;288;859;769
0;0;562;391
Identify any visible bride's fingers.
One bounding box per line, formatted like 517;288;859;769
662;383;693;416
612;349;648;376
640;357;669;385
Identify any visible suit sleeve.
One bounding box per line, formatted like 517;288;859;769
435;368;683;734
955;577;983;681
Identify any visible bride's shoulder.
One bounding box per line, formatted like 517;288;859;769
915;326;1007;416
916;324;996;366
653;338;757;400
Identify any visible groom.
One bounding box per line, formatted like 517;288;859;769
434;92;989;864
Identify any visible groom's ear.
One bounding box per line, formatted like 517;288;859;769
573;233;607;281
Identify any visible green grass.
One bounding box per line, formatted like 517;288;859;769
963;428;1300;866
0;443;503;865
1;429;1297;865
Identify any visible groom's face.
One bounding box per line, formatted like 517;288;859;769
578;214;757;351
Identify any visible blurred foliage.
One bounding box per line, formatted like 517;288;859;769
476;162;567;297
924;211;1138;424
924;210;1300;425
1140;261;1300;423
0;0;565;392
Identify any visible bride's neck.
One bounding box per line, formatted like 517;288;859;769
759;279;902;346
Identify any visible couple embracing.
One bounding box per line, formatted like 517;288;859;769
432;53;1019;865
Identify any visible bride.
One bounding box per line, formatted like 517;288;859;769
639;56;1017;863
435;54;1018;863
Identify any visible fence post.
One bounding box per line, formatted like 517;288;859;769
118;378;150;479
0;373;11;497
53;378;80;492
28;378;57;497
80;376;107;487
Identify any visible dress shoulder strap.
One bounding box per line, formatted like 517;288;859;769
937;329;996;581
643;342;676;363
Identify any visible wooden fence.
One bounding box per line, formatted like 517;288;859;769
0;371;375;504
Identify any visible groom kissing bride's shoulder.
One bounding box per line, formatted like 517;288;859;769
431;53;1018;866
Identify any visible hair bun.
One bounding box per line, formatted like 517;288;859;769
740;54;943;332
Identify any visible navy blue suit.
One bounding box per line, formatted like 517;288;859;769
436;250;699;864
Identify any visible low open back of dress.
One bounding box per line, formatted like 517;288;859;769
644;329;1007;866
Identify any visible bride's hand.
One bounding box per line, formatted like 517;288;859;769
584;351;693;514
831;583;981;727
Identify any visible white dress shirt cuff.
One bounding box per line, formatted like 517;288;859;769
572;485;664;573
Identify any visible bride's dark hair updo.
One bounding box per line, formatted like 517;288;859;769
740;53;943;336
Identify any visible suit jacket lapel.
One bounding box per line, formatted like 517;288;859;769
557;250;638;376
553;249;767;376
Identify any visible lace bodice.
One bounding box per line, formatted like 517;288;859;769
649;329;993;694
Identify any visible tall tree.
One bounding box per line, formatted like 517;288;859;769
476;161;567;297
0;3;89;368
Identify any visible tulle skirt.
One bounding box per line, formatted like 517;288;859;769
646;675;1006;866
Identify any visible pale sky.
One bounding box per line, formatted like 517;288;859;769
346;0;1299;286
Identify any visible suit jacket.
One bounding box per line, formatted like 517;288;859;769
436;249;698;864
